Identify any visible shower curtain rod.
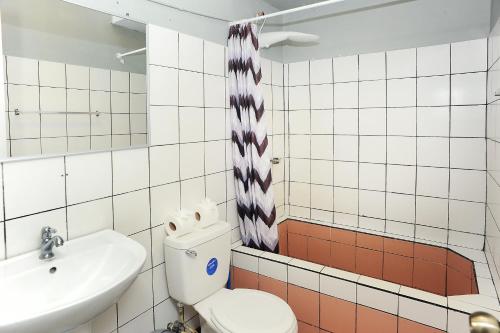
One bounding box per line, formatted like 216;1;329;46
229;0;346;26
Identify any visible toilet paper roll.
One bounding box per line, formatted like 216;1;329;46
165;210;196;238
194;198;219;229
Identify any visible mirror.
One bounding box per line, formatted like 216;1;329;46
0;0;147;158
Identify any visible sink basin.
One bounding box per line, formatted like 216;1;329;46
0;230;146;333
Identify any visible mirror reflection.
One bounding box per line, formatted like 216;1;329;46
0;0;147;158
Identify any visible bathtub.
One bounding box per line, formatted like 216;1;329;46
230;218;500;333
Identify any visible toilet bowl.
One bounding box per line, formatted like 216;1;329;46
163;222;297;333
194;288;297;333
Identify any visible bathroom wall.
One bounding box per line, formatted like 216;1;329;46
4;56;148;157
486;13;500;298
285;38;488;250
0;23;285;332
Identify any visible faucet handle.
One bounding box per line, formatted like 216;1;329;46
41;226;57;239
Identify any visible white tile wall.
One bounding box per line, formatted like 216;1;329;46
4;55;147;157
286;38;487;248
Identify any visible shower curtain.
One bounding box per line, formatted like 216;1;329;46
228;23;278;253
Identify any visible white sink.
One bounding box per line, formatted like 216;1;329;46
0;230;146;333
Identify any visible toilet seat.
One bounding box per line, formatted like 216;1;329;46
194;288;297;333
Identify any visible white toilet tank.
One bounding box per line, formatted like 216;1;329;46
163;222;231;305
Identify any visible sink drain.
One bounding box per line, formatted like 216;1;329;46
49;267;57;274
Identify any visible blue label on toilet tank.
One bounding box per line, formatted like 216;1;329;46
206;258;218;276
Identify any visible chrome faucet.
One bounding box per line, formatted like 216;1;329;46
39;226;64;260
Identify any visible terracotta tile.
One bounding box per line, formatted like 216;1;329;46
447;266;472;296
384;238;414;257
308;237;331;266
413;258;446;296
279;223;288;256
398;318;445;333
319;330;330;333
383;253;413;286
307;224;331;241
414;243;447;264
331;228;356;245
288;233;308;261
357;233;384;251
298;321;319;333
288;220;309;235
229;265;234;289
320;294;355;333
288;284;320;327
259;275;287;302
331;242;356;272
447;251;472;278
232;267;258;290
356;305;397;333
356;247;383;279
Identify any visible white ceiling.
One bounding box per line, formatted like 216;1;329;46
262;0;327;11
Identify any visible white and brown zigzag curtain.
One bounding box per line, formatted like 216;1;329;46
228;23;278;252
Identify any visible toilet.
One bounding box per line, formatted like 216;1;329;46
163;222;298;333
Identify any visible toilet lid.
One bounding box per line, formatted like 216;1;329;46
210;289;296;333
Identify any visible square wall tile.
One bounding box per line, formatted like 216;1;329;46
205;140;225;174
179;107;204;142
450;138;485;170
387;48;416;79
334;82;358;108
0;223;4;260
449;169;486;202
386;164;416;194
359;52;385;81
4;157;65;219
149;106;179;145
311;135;333;160
334;135;358;162
359;163;385;191
204;75;225;108
118;270;153;326
66;152;112;204
151;182;180;227
113;189;150;236
359;108;385;135
7;56;38;85
333;55;358;82
90;68;110;91
290;159;310;183
451;72;486;105
417;107;449;137
387;107;416;136
386;193;415;223
359;136;386;163
180;177;205;210
150;145;179;186
359;190;385;219
417;44;450;77
310;84;333;109
334;161;358;188
148;24;178;67
311;184;333;211
311;160;333;186
449;200;485;234
179;33;203;72
204;41;225;76
451;38;487;74
289;61;309;86
387;78;416;107
311;109;333;134
416;166;449;198
149;66;178;106
334;109;358;134
417;137;449;167
450;105;485;138
67;198;113;239
310;58;333;84
112;148;149;194
180;143;204;179
417;76;450;106
416;196;448;229
66;64;89;89
387;136;416;165
39;60;66;88
179;70;203;107
289;86;310;110
8;84;39;111
359;80;386;108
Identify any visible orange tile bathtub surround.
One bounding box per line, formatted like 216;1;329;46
231;266;450;333
281;219;478;296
